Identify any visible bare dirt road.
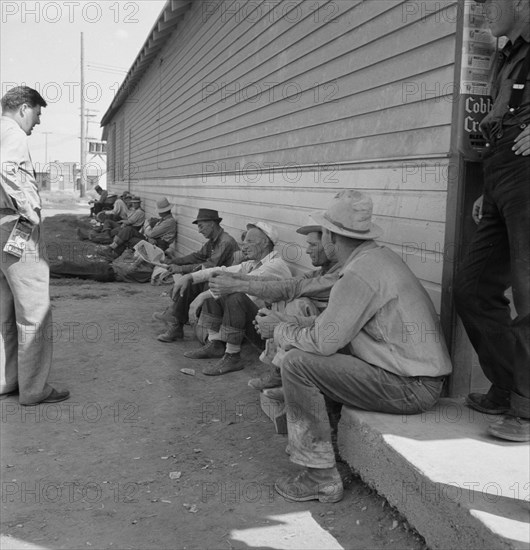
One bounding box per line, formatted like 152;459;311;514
1;208;427;550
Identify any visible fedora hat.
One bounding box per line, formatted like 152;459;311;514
157;197;172;214
121;191;132;200
310;190;382;240
246;221;279;245
192;208;222;224
296;225;322;236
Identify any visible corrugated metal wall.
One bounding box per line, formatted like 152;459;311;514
107;0;458;310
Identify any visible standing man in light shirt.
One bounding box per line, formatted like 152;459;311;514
174;222;292;375
0;86;69;405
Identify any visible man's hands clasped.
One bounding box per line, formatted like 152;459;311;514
253;308;286;340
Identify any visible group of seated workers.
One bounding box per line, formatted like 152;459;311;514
96;198;177;261
151;189;453;504
87;185;120;217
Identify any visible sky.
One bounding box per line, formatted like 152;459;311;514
1;0;167;169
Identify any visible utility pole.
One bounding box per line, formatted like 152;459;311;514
80;32;86;198
42;131;52;165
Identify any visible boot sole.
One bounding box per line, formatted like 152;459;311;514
488;427;530;442
465;397;509;415
274;483;343;503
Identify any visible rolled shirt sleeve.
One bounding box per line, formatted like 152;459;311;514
274;271;380;356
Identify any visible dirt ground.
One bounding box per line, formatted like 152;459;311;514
1;205;428;550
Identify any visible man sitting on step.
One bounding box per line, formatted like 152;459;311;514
252;190;452;504
173;222;291;376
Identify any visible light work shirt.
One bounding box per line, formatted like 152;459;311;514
274;241;453;378
110;198;129;219
144;216;177;244
123;208;145;228
0;116;41;224
246;261;341;311
192;250;292;306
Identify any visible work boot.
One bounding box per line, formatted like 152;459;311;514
488;415;530;442
96;246;118;261
184;340;225;359
202;353;244;376
248;367;282;391
275;467;344;503
157;322;184;342
262;387;284;401
466;393;510;415
152;308;177;324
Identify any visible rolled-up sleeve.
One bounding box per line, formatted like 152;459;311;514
247;273;337;303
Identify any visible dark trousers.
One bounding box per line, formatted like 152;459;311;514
454;123;530;418
198;293;260;346
170;283;206;325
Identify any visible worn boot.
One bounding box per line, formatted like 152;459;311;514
157;322;184;342
183;340;225;359
248;366;282;391
275;467;343;503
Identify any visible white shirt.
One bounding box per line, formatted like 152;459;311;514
0;116;41;224
192;250;292;306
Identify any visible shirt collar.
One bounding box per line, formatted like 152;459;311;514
340;240;378;273
0;115;25;135
251;250;278;268
502;31;530;59
209;228;225;245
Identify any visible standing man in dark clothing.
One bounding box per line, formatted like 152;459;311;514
154;208;239;342
455;0;530;442
0;86;69;405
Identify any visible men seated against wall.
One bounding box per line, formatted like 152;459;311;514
153;208;240;342
139;198;178;251
247;190;452;504
172;221;292;376
88;185;111;217
96;191;132;222
96;196;146;259
208;224;340;390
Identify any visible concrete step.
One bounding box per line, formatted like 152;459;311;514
338;398;530;550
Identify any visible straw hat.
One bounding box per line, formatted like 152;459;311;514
246;221;279;245
310;190;382;240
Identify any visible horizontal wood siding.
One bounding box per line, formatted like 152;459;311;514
106;0;458;311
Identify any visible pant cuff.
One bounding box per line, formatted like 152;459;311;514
199;312;222;332
219;325;245;345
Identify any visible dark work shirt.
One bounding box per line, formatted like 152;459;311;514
480;30;530;142
170;228;239;274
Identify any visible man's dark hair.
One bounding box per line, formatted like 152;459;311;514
1;86;47;112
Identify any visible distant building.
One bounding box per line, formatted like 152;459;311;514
47;161;77;192
35;171;50;191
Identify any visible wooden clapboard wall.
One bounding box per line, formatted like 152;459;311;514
106;0;458;311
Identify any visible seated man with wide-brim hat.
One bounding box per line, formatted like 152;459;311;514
253;189;452;504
